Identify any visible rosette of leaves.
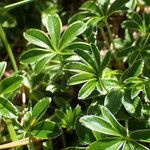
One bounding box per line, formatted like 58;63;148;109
70;0;130;24
65;43;114;99
55;105;81;131
80;106;150;150
69;0;130;46
21;14;87;79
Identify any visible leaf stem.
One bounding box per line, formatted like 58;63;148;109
0;25;18;72
125;119;129;136
100;26;109;48
104;19;115;50
5;119;17;141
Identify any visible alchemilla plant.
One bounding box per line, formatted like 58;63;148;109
0;0;150;149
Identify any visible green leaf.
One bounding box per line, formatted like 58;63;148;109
122;20;140;30
96;81;107;95
24;29;51;49
67;42;91;51
32;98;51;122
90;43;101;71
34;56;51;74
86;138;123;150
0;75;23;95
100;106;127;136
75;49;97;73
68;73;95;85
31;121;61;139
0;61;6;79
20;49;51;64
64;62;94;73
78;79;96;99
108;0;129;15
124;141;150;150
0;97;18;118
101;51;111;72
144;81;150;100
131;83;144;99
123;91;142;118
80;115;122;136
104;89;123;114
59;21;86;50
130;129;150;143
80;1;99;14
121;60;144;81
46;14;62;48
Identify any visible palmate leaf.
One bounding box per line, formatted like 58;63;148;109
66;44;112;99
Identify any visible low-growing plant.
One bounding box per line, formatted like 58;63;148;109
1;0;150;150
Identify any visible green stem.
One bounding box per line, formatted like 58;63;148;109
0;0;33;12
100;26;109;48
5;119;17;141
125;119;129;136
104;18;115;50
61;131;66;148
0;24;18;72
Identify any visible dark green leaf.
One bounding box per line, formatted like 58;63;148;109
123;91;142;118
104;89;123;114
101;51;111;72
32;98;51;122
144;81;150;100
90;43;101;71
0;75;23;95
75;49;97;73
122;21;140;30
0;97;18;118
130;129;150;143
31;121;61;139
20;49;51;64
108;0;129;15
24;29;51;49
120;60;144;81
